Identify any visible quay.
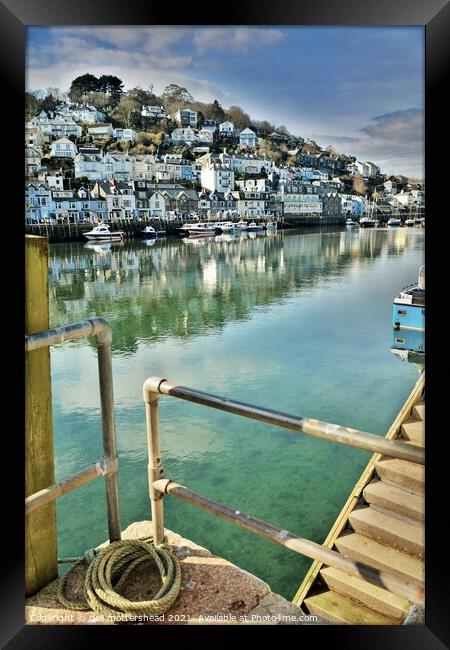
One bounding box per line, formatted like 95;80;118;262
25;235;425;626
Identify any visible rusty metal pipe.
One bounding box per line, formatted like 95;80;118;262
25;318;121;542
154;479;424;606
143;377;424;465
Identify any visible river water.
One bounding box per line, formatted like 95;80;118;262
48;226;424;599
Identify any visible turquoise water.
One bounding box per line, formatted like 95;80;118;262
48;227;424;600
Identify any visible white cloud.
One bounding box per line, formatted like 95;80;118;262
193;27;285;54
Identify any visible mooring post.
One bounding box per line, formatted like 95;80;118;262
143;378;166;545
25;235;58;595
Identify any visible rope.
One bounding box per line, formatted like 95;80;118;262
57;537;181;620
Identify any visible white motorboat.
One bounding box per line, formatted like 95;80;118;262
345;218;358;228
141;225;166;239
266;220;278;229
387;217;402;227
178;222;216;237
83;224;124;241
359;216;376;228
405;218;415;227
246;222;264;232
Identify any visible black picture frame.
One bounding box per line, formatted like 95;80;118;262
5;0;449;646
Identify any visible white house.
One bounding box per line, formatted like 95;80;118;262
75;152;103;180
88;123;113;138
170;127;198;145
200;120;217;134
92;181;137;219
113;128;137;142
68;105;106;123
38;168;65;189
25;126;47;148
25;147;42;177
239;128;258;148
197;129;214;143
38;114;82;139
348;160;381;178
141;105;166;119
201;163;234;193
50;138;77;159
219;121;235;135
174;109;198;127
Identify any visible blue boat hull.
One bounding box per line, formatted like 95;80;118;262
392;302;424;331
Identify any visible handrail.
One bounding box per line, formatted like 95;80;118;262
142;375;425;607
143;377;424;465
25;318;121;542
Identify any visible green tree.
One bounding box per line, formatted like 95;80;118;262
209;99;225;123
98;75;124;106
127;85;158;108
38;94;63;114
68;74;100;103
85;91;111;111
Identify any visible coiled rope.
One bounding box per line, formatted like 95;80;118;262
57;537;181;620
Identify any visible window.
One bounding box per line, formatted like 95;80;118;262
398;310;407;316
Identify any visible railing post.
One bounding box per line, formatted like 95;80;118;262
143;379;165;545
25;236;58;595
96;330;121;542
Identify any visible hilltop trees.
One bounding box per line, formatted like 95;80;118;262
225;106;251;131
68;74;124;106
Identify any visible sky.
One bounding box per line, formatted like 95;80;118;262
26;26;424;178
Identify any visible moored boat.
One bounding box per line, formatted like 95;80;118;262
178;222;216;237
345;218;358;228
405;219;415;227
141;225;166;239
83;224;125;241
359;216;376;228
246;221;264;232
387;217;401;227
392;265;425;331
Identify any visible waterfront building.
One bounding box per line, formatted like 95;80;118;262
25;181;51;223
239;127;258;148
231;190;270;216
91;180;137;220
201;163;234;193
322;192;342;218
174;109;198;127
50;137;77;159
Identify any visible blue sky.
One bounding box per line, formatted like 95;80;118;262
26;26;424;177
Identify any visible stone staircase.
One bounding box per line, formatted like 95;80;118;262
303;401;424;624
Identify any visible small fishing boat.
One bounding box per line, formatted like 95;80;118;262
359;216;376;228
345;218;358;228
246;221;264;232
83;224;124;241
178;222;216;237
387;217;401;227
141;225;166;239
392;265;425;331
405;218;415;227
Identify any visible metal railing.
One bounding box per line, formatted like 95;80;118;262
25;318;121;543
143;376;425;605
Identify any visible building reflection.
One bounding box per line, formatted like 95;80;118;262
48;228;424;354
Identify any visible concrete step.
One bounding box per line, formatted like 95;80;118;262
335;533;424;589
401;419;425;444
412;401;425;420
376;458;425;494
363;480;424;524
320;567;410;623
304;590;393;625
349;508;424;558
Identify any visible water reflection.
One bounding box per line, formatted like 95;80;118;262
391;328;425;371
49;228;425;355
